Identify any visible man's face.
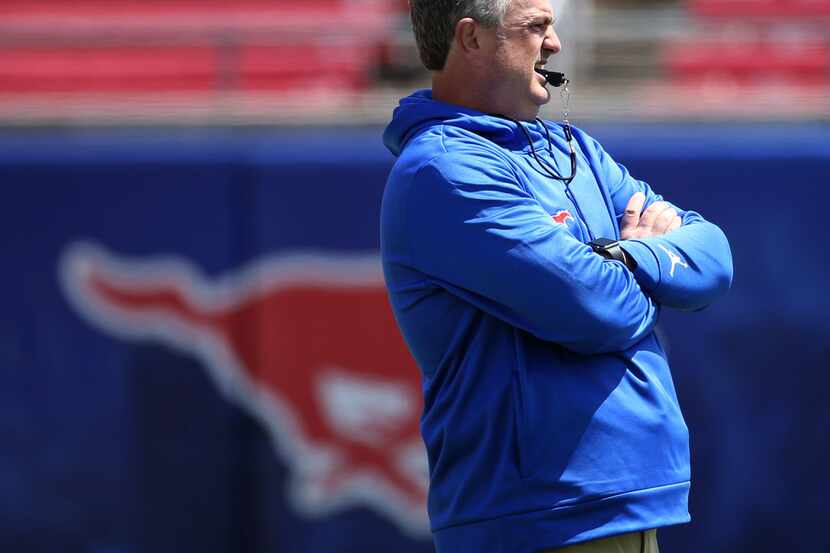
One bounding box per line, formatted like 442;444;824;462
484;0;562;120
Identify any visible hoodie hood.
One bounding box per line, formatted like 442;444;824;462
383;89;552;158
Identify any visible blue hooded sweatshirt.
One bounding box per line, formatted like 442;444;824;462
380;90;732;552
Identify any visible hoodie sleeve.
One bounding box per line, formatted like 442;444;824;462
575;130;734;312
402;149;658;355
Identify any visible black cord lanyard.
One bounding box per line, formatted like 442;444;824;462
518;69;577;184
503;116;598;240
512;118;577;185
493;75;614;241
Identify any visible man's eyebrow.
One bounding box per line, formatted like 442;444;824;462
523;11;555;24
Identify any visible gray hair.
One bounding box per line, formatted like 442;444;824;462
410;0;512;71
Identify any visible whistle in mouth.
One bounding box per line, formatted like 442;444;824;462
535;69;568;87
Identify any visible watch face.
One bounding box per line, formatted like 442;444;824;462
591;238;618;249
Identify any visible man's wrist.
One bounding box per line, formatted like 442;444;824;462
589;238;638;271
618;246;637;271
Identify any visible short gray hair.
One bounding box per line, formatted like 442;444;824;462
410;0;511;71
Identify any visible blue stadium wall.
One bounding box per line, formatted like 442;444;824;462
1;124;828;553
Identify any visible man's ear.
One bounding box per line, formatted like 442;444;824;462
454;17;480;55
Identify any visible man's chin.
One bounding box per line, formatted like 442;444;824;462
533;86;551;107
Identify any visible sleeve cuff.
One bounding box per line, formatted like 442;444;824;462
620;239;661;293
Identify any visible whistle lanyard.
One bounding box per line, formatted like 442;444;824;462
510;80;576;185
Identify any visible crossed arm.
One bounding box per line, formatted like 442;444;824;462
397;154;660;356
575;128;734;312
394;135;732;354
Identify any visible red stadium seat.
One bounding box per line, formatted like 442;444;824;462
663;39;830;86
238;42;376;92
0;1;398;36
0;46;217;93
690;0;830;18
0;0;402;96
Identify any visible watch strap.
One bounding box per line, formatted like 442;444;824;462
589;238;637;271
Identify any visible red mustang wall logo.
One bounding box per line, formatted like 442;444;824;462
60;242;429;536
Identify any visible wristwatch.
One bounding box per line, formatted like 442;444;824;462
588;238;637;271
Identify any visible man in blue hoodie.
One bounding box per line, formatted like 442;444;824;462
380;1;733;552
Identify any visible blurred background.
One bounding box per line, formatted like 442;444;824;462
1;1;828;552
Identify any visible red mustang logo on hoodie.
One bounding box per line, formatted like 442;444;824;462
552;209;574;225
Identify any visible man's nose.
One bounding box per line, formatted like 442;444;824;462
543;25;562;55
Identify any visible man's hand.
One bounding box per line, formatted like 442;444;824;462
620;192;682;240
